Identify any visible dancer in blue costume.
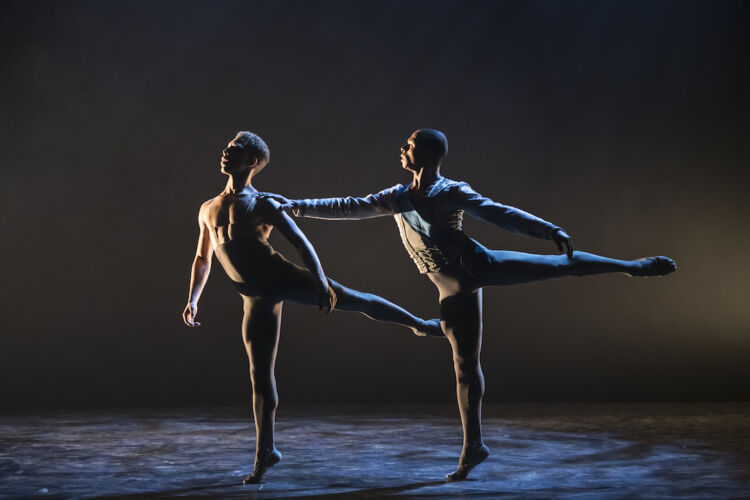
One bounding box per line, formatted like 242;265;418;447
278;129;676;480
183;131;443;484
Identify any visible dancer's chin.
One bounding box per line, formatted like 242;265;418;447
221;163;243;174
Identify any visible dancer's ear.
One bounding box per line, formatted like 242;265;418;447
247;157;259;168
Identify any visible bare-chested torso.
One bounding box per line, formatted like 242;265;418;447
201;187;276;249
201;187;312;298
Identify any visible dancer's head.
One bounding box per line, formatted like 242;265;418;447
400;129;448;173
220;131;270;176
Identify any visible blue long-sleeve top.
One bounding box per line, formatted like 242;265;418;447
292;177;560;274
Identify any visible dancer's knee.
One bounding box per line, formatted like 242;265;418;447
454;356;483;386
566;251;594;276
250;372;278;405
249;365;271;387
253;390;279;413
330;281;375;311
551;252;581;276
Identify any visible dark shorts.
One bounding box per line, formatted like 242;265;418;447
214;239;318;300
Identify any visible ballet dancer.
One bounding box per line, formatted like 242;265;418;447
182;131;443;484
277;128;676;480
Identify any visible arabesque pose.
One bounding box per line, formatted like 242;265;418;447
183;131;442;484
279;128;676;480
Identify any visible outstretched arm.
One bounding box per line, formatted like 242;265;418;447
453;182;573;256
183;206;214;327
281;184;402;220
265;199;337;312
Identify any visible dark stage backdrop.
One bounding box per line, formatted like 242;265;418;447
1;0;748;410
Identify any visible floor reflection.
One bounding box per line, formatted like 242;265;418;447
1;403;748;499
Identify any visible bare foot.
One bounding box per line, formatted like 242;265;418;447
243;447;282;484
412;318;446;338
628;256;677;277
446;443;489;481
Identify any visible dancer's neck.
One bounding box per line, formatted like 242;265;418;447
411;167;441;191
224;170;254;195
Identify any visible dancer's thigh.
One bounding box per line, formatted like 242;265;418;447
477;250;571;287
262;258;348;308
241;297;282;366
428;270;482;352
439;289;483;361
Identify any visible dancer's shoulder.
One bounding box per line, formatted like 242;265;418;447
369;183;407;201
254;192;285;212
197;196;219;217
431;177;472;195
436;178;488;206
380;183;406;194
446;178;478;194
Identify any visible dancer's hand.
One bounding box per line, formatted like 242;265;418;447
264;193;291;205
280;201;297;212
551;228;574;258
316;283;337;314
264;194;297;213
182;302;201;327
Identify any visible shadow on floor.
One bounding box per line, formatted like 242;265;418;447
92;479;451;499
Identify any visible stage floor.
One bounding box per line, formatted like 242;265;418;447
1;403;749;499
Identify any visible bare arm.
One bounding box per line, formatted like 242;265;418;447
453;182;574;256
183;206;214;327
265;199;336;312
286;184;402;220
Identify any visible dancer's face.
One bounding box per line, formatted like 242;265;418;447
400;132;420;172
220;139;253;174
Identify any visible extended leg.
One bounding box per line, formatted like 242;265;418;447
437;286;490;480
283;273;443;337
479;250;676;287
328;279;443;337
241;296;283;484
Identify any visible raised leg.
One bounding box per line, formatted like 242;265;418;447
284;276;443;338
435;283;490;480
241;296;283;484
329;279;443;337
478;250;676;287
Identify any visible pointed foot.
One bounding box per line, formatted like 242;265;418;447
446;443;489;481
412;318;446;339
243;447;282;484
629;256;677;277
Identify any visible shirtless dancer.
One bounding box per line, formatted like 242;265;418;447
182;131;442;484
278;129;677;480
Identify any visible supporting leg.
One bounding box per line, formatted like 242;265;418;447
438;286;490;480
241;296;283;484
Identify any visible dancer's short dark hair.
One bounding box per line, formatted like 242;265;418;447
415;129;448;161
235;131;270;168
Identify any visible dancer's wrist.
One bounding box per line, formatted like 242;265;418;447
547;226;563;239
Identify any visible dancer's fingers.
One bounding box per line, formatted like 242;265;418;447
317;289;330;312
327;287;337;313
182;306;194;326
